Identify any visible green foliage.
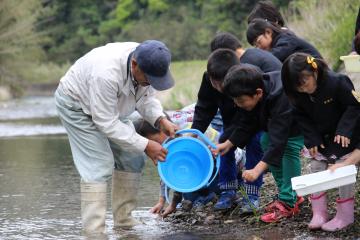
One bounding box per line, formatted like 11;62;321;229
24;62;70;84
39;0;118;63
0;0;47;95
37;0;299;63
41;0;262;62
286;0;358;70
4;0;357;103
148;0;169;12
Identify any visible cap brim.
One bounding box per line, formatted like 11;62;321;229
146;70;175;91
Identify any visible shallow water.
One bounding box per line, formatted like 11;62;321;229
0;96;323;239
0;136;173;239
0;96;170;239
0;136;279;239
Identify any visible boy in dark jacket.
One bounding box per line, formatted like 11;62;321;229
214;64;304;223
192;32;282;212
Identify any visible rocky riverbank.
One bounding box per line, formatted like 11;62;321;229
162;161;360;240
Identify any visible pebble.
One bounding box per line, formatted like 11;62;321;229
224;219;235;224
196;212;207;218
191;219;198;225
204;215;215;224
181;200;192;212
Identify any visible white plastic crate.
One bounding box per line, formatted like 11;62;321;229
291;165;357;196
340;55;360;72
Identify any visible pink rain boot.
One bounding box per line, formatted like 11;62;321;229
321;197;354;232
308;192;328;230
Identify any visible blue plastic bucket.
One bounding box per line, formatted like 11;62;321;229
157;129;220;194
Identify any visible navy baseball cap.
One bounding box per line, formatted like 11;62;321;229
133;40;174;91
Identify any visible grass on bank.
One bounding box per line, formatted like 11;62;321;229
285;0;358;70
156;60;206;110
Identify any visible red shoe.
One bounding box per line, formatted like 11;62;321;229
296;196;305;206
265;196;304;212
264;199;279;212
261;201;299;223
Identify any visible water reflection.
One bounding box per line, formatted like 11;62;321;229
0;136;166;239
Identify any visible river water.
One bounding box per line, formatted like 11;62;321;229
0;96;322;240
0;96;175;239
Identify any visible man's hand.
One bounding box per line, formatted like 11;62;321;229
145;139;168;165
159;118;179;138
334;135;350;148
211;140;234;156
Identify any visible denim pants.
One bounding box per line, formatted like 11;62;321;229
218;132;264;193
240;132;264;196
55;88;146;183
218;147;238;190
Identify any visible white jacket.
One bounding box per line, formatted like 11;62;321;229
59;42;165;153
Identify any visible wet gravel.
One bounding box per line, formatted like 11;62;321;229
163;161;360;239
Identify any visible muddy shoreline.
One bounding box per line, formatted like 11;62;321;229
162;162;360;240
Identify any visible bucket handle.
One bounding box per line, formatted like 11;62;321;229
206;151;220;188
162;129;221;203
175;128;220;187
164;184;171;204
175;129;216;148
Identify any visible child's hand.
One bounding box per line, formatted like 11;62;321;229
309;144;325;157
211;140;234;156
149;198;165;214
334;135;350;148
328;162;346;172
329;148;360;171
159;118;179;138
161;203;176;218
242;168;261;182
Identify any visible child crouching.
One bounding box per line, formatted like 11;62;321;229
215;64;304;223
282;52;360;231
133;109;225;217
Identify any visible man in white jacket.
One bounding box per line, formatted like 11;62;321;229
54;40;178;234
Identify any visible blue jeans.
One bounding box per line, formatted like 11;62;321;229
218;147;238;190
240;132;264;196
210;110;223;132
219;132;264;194
183;170;220;201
